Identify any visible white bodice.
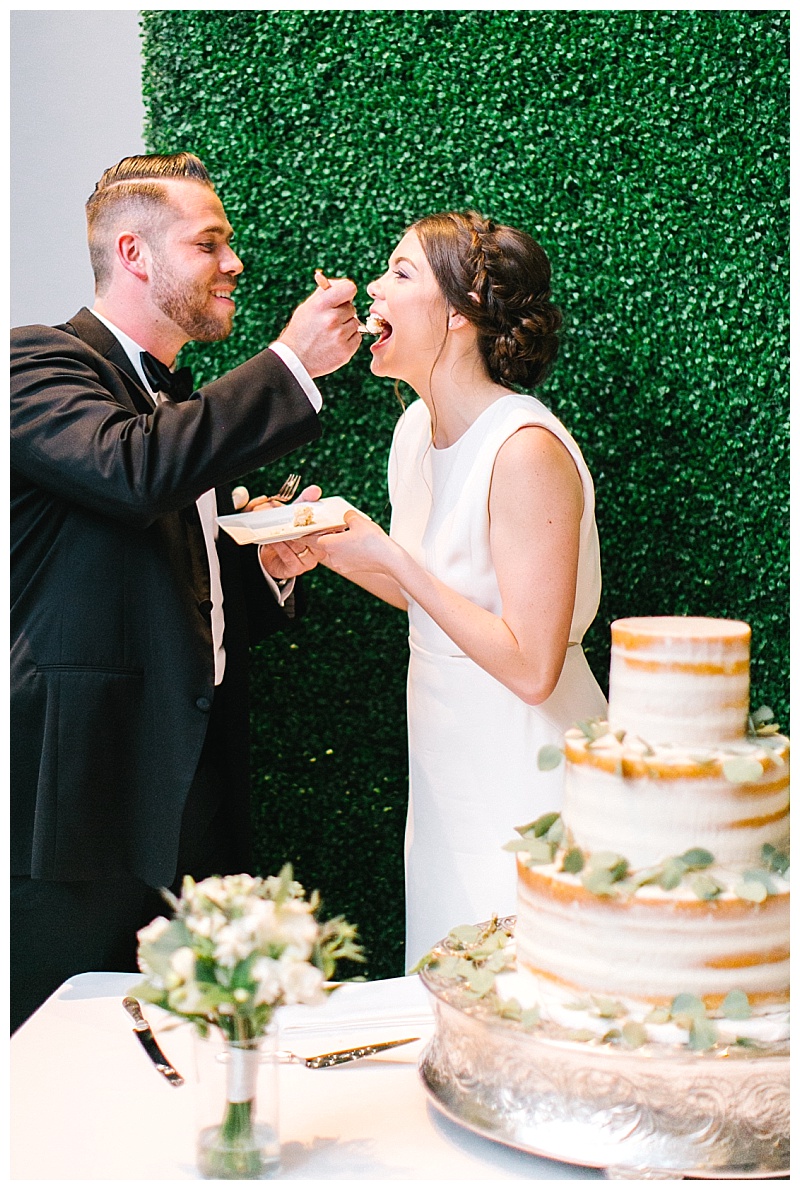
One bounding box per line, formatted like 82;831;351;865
388;393;602;656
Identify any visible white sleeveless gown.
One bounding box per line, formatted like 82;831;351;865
388;394;608;968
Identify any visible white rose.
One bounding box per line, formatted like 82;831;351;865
252;956;282;1006
137;916;170;946
186;909;226;939
274;903;318;958
241;900;278;948
198;872;256;911
170;946;196;982
279;959;325;1006
195;875;225;903
213;920;256;967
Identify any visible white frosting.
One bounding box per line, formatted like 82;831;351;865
495;966;790;1046
608;616;750;746
564;729;789;869
516;860;789;1006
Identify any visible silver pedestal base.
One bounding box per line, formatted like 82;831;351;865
418;921;789;1179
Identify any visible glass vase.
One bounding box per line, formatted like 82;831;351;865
194;1025;280;1179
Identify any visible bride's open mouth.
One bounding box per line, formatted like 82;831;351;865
366;312;393;348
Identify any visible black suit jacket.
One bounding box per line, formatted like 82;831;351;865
10;308;321;885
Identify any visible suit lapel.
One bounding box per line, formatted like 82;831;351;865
66;308;214;602
64;310;249;634
65;307;156;414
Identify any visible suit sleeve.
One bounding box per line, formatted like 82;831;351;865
240;545;310;645
10;326;321;528
215;486;310;643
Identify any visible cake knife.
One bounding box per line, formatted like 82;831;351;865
122;997;185;1087
279;1036;420;1068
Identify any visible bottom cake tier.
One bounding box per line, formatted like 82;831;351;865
417;918;789;1178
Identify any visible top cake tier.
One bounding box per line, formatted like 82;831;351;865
608;616;751;746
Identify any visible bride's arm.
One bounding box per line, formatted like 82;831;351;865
317;426;582;703
326;559;409;610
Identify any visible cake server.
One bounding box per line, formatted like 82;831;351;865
122;997;184;1087
279;1036;420;1068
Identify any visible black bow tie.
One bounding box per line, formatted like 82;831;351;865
140;351;195;402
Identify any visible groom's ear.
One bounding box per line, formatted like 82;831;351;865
115;231;152;282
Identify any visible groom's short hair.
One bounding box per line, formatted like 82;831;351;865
86;152;215;292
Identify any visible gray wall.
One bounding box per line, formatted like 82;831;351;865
11;11;146;327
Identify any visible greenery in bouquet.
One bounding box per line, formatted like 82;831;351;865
130;865;363;1039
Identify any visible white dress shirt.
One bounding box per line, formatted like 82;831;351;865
91;310;321;684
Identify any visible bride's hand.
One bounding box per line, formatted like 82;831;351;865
317;510;396;576
257;485;325;578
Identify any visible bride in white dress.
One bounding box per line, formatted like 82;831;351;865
313;211;607;967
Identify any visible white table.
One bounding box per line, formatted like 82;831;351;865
11;971;603;1181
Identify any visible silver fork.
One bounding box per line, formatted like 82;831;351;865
267;473;301;504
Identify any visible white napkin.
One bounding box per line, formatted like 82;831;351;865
277;975;434;1043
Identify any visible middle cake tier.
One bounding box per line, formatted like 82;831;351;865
563;725;789;868
515;849;789;1014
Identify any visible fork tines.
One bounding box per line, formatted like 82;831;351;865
272;473;301;503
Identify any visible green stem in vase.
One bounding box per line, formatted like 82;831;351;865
199;1020;265;1179
204;1098;260;1179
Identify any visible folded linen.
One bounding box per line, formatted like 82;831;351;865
278;975;433;1040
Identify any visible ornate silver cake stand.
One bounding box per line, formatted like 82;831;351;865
418;919;789;1179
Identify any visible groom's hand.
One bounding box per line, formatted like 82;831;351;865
278;277;361;377
257;485;326;578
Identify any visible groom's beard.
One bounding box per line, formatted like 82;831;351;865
150;261;235;343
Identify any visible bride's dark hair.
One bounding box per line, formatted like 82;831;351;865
412;210;562;389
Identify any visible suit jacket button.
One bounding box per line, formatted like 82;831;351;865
196;696;212;712
198;599;214;618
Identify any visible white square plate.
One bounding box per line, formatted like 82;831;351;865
217;495;361;545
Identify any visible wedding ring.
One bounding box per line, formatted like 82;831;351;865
297;546;311;559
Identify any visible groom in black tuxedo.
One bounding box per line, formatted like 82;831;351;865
10;152;360;1032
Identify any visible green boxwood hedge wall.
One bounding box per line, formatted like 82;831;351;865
140;9;788;978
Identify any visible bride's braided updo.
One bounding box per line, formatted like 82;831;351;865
412;210;562;389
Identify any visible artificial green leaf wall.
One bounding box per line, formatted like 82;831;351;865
140;10;788;978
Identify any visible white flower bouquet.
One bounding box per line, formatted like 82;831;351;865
129;866;362;1177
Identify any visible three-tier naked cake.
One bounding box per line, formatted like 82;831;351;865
515;616;789;1044
418;617;790;1176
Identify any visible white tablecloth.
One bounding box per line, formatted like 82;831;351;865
11;971;603;1181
